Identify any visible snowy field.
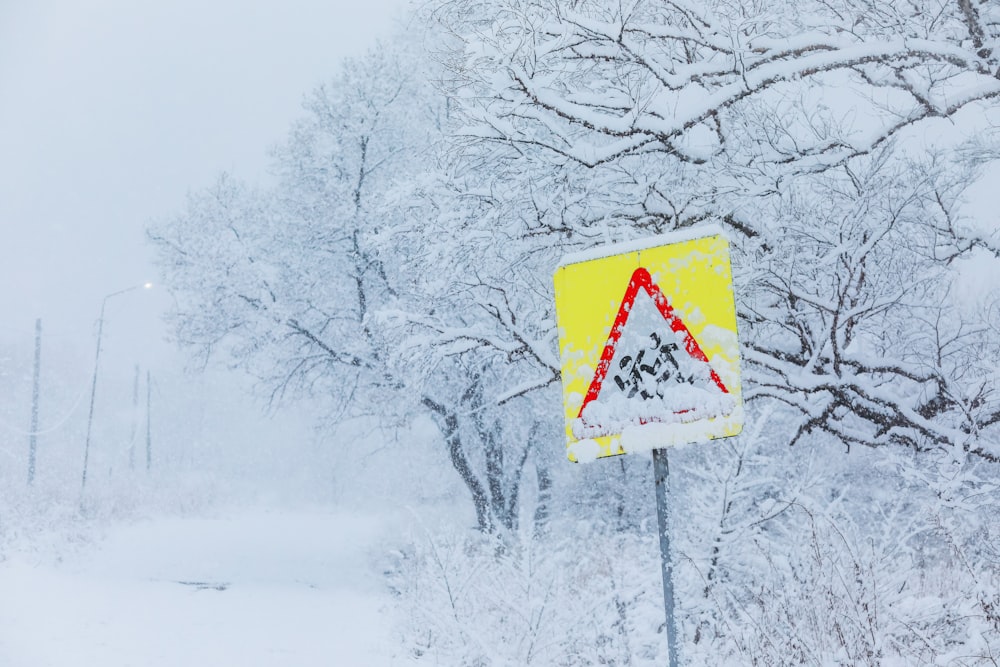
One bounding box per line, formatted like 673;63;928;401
0;510;405;666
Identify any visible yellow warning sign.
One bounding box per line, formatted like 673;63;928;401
554;226;743;462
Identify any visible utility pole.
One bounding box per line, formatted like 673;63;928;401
145;370;152;471
128;364;139;470
81;300;107;493
27;318;41;485
81;282;153;496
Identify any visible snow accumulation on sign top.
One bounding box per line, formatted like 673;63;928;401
554;226;743;462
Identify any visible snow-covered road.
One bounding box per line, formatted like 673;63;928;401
0;511;399;666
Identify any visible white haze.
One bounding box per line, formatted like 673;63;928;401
0;0;409;500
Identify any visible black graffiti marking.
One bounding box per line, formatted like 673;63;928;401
612;332;696;400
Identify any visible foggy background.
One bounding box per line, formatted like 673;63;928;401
0;0;406;347
0;0;418;516
0;1;409;490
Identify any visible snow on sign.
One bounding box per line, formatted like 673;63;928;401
554;226;743;462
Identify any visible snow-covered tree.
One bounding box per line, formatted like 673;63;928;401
149;41;552;535
149;2;1000;661
430;0;1000;460
397;0;1000;660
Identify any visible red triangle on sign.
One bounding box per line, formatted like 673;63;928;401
574;267;731;439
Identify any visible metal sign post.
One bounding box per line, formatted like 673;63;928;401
553;225;744;665
654;448;680;667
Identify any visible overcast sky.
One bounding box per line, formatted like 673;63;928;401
0;0;408;369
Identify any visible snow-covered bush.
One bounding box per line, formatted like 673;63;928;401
391;436;1000;666
387;525;665;667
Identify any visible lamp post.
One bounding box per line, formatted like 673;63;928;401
80;282;153;494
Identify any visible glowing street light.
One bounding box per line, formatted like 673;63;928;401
80;282;153;495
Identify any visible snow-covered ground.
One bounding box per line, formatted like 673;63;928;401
0;510;403;666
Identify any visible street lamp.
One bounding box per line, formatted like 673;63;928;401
80;282;153;494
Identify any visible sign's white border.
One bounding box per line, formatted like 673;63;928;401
557;223;728;269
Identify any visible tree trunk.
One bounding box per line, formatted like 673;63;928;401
422;396;494;533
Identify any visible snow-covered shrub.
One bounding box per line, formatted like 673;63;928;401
388;415;1000;666
671;426;1000;666
387;525;666;667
